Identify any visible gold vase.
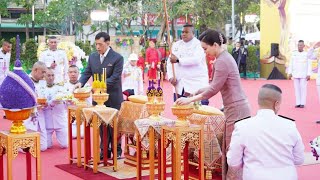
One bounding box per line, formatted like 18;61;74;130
4;108;32;134
146;102;165;120
93;93;109;107
171;106;194;126
73;91;90;106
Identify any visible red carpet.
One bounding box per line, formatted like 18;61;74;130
0;79;319;179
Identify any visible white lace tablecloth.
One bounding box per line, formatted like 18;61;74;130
82;106;118;127
134;117;176;149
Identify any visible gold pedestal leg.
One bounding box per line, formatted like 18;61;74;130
76;109;82;167
149;128;155;180
92;115;99;173
7;139;12;180
113;118;118;172
36;134;41;180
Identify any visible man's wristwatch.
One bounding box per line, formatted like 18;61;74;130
176;59;179;63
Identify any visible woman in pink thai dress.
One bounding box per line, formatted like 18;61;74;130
176;29;251;180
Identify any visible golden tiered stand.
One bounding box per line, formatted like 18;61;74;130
171;106;194;126
146;102;165;120
4;108;33;134
68;91;91;167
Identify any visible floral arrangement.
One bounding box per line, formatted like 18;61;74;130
115;38;134;47
37;41;86;68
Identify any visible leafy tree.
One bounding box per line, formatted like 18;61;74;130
21;39;38;71
13;0;37;39
9;37;17;69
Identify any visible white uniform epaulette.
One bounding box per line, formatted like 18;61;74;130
234;116;251;124
278;115;295;121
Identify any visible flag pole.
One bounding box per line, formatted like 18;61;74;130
162;0;179;100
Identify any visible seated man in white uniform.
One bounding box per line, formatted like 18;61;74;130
227;84;304;180
43;68;68;149
64;65;86;138
24;61;48;151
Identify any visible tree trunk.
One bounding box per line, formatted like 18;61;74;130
157;19;166;43
26;22;30;39
171;18;175;41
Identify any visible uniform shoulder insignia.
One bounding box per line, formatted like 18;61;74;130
278;115;295;121
57;82;65;86
235;116;251;124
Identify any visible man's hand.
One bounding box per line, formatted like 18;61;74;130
307;76;310;81
175;97;192;106
170;54;179;63
169;78;177;86
51;61;57;69
313;41;320;49
288;74;292;80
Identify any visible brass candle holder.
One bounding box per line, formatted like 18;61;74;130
4;108;33;133
73;91;91;106
171;105;194;126
92;92;109;107
146;102;165;120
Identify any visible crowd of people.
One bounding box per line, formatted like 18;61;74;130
0;23;318;179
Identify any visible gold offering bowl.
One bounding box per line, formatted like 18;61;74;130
4;108;32;133
171;105;194;126
146;102;165;120
37;98;47;105
73;91;90;106
93;93;109;107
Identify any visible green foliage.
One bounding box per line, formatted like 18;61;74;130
246;45;259;72
9;37;16;69
0;39;4;46
21;39;38;70
0;0;9;16
227;45;233;54
75;41;92;55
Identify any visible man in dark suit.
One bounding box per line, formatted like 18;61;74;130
238;45;248;79
232;42;248;79
77;32;124;158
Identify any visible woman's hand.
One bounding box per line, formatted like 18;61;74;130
175;97;193;105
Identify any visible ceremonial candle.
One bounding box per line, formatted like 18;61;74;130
160;72;163;88
104;68;107;86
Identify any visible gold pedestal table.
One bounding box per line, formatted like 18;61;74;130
82;106;118;173
134;117;175;180
68;104;91;167
117;101;149;167
161;125;204;180
0;131;41;180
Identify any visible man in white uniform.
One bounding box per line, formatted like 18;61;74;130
39;36;69;84
0;41;12;85
43;68;68;149
24;61;48;151
227;84;304;180
64;65;85;138
288;40;318;108
167;24;209;105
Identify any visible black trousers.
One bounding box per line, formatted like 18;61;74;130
239;63;247;78
99;125;122;158
92;100;122;158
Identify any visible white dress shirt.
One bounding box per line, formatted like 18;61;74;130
167;37;208;94
43;84;68;129
39;49;69;84
288;49;316;78
227;109;305;180
0;48;10;85
122;63;143;95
